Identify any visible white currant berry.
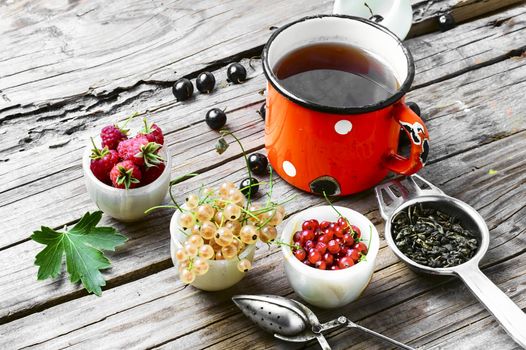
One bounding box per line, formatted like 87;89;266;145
175;248;187;262
185;193;199;209
196;204;215;222
180;269;196;284
198;244;214;260
239;224;259;244
227;188;244;204
221;244;238;259
199;221;217;240
193;258;209;276
225;220;241;235
223;204;242;221
178;212;195;230
259;225;277;243
214;227;234;246
188;234;204;248
237;259;252;272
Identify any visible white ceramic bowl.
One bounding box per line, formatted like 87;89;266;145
281;205;379;308
82;139;171;222
169;209;256;291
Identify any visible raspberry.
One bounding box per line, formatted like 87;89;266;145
138;118;164;145
110;160;142;189
100;125;128;150
89;138;119;184
117;135;163;167
142;163;166;185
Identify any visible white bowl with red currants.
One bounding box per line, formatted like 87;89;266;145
82;116;171;221
281;205;379;308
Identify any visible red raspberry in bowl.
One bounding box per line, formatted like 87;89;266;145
117;135;163;167
110;160;142;189
138;118;164;145
142;163;166;185
100;124;128;150
89;138;119;183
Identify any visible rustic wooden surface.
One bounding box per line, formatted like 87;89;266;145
1;0;526;349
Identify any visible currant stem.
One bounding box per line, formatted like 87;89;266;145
219;129;253;207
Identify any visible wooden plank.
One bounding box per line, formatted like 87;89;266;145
1;2;524;203
0;0;334;110
2;129;525;349
2;3;526;249
1;25;526;323
410;0;526;37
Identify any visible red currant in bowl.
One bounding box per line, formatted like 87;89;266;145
280;205;379;308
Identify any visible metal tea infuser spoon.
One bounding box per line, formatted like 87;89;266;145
232;294;415;350
375;174;526;348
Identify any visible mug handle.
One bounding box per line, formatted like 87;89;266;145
384;102;430;175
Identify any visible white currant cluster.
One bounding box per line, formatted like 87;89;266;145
175;181;285;284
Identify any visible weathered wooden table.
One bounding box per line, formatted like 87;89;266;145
1;0;525;349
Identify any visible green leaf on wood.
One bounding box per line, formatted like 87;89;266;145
31;211;127;296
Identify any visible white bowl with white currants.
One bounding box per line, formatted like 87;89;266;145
169;181;286;291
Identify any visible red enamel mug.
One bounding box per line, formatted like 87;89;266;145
262;15;429;196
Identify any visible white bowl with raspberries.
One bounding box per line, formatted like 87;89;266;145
82;117;171;222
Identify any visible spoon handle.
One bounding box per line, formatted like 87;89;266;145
343;318;416;350
456;265;526;348
315;333;332;350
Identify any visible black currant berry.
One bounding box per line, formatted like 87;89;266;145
248;153;268;175
205;108;227;130
196;71;216;93
438;13;455;32
172;78;193;101
227;63;247;84
239;177;259;197
407;102;421;116
257;103;266;121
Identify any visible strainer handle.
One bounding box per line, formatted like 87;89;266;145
344;318;416;350
456;265;526;348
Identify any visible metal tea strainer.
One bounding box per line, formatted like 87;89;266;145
232;294;415;349
375;174;526;348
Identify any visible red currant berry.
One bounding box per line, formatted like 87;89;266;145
293;231;302;243
302;219;319;231
345;248;360;261
315;242;327;255
320;221;331;230
318;234;330;244
351;225;361;237
342;234;355;246
334;226;344;238
315;260;327;270
324;229;334;240
327;240;340;254
294;248;306;261
301;229;315;241
330;265;340;271
338;256;355;269
308;249;322;264
304;240;315;250
337;217;348;228
356;241;368;254
323;252;334;265
329;223;336;230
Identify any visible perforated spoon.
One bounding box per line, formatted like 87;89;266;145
232;294;415;349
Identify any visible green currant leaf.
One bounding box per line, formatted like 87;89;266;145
31;211;127;296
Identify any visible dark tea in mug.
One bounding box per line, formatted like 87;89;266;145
273;42;399;108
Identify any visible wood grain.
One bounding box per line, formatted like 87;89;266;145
2;129;525;349
1;10;526;326
2;4;526;249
